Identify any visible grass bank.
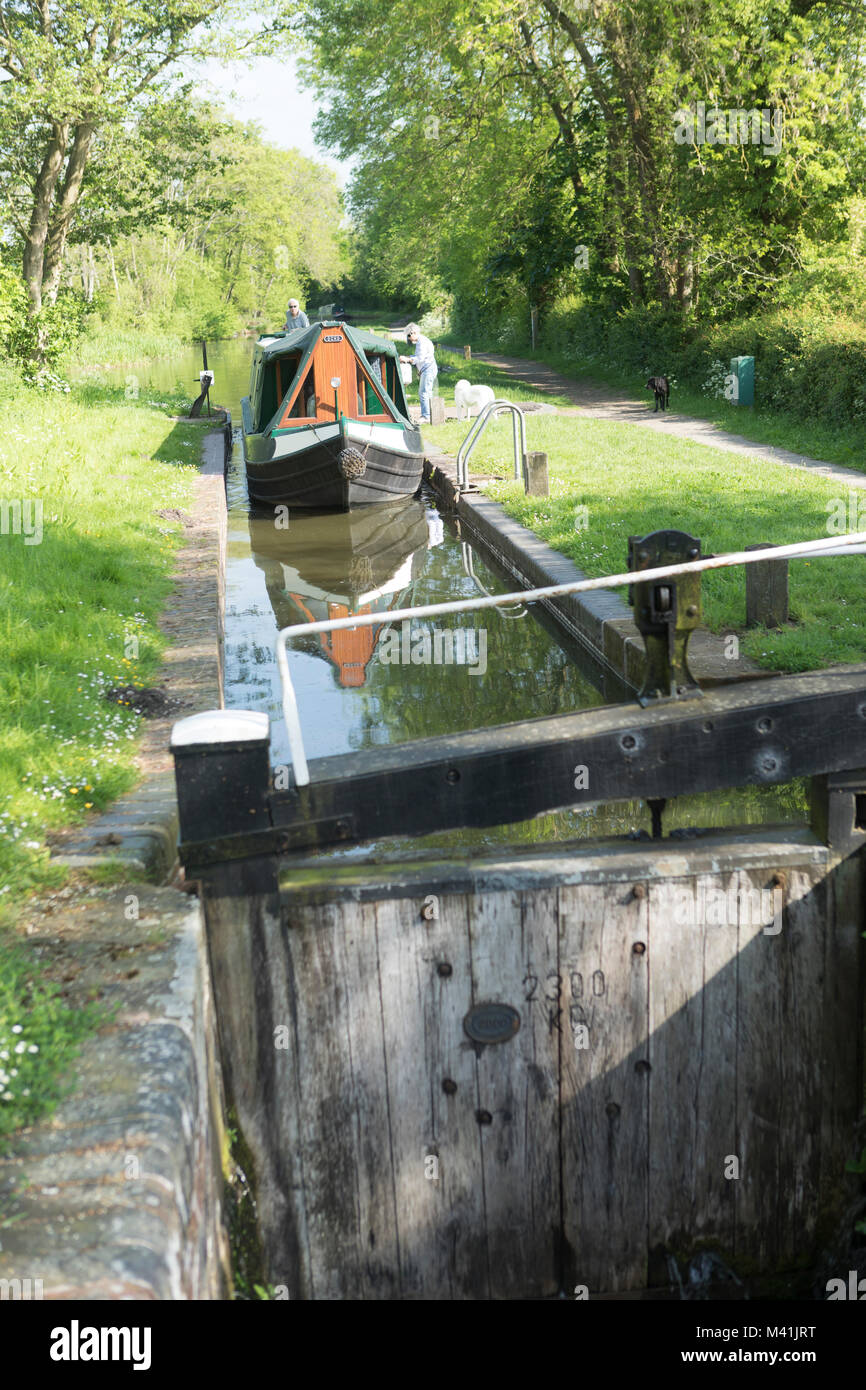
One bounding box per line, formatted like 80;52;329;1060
432;346;575;408
542;345;866;473
71;325;194;369
0;365;199;1136
434;336;866;473
426;407;866;674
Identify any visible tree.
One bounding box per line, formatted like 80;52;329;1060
67;108;349;339
0;0;243;331
280;0;866;328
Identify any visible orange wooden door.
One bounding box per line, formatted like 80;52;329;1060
274;331;396;427
316;333;355;421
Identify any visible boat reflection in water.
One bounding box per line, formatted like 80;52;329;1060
248;497;443;688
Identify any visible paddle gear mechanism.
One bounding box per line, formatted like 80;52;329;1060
628;530;702;706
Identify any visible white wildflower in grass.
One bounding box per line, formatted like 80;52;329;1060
702;359;730;399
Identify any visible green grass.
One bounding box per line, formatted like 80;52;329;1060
480;339;866;473
0;935;103;1139
423;407;866;673
0;371;198;899
0;363;199;1134
71;325;193;368
432;344;576;407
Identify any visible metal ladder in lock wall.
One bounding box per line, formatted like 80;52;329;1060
455;399;527;490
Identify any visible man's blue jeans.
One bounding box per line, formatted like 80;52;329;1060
418;365;438;423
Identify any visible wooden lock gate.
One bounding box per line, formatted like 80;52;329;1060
171;539;866;1299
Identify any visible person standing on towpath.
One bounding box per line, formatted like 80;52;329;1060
400;323;437;425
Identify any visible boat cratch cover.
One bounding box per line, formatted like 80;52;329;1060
241;320;425;510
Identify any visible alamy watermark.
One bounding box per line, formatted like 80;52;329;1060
673;102;783;155
826;1270;866;1299
0;498;43;545
826;489;866;534
0;1276;43;1300
672;884;783;935
49;1322;151;1369
378;621;487;675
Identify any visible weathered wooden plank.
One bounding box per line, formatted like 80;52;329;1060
648;874;740;1266
693;872;738;1253
467;890;560;1297
278;828;830;907
202;859;312;1298
515;889;563;1294
734;868;785;1269
288;900;400;1298
374;892;489;1298
251;667;866;858
216;847;860;1300
648;878;703;1260
775;868;825;1265
818;854;864;1241
560;880;649;1293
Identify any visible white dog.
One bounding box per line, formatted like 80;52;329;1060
454;378;496;420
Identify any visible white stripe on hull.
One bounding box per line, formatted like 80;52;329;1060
345;421;416;453
267;421;417;461
270;424;341;458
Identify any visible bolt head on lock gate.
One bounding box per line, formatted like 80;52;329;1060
627;530;703;707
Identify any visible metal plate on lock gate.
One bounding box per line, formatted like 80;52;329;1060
463;1002;521;1045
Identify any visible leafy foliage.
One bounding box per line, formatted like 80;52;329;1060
279;0;866;412
82;109;349;341
7;289;94;377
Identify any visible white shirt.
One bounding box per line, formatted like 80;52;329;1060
408;333;436;371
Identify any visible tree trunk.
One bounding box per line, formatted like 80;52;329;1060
606;144;645;305
106;238;121;300
603;28;672;308
676;235;695;312
22;122;69;314
539;0;676;309
517;20;586;207
537;1;649;307
42;122;97;305
222;241;245;304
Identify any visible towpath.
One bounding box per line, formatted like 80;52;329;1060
469;351;866;494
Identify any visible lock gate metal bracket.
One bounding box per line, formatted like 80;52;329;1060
628;530;703;708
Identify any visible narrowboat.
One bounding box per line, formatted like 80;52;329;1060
249;499;433;687
241;321;425;509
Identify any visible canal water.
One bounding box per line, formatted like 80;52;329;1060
80;339;808;857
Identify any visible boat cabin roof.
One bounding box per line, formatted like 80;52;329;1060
254;320;402;364
247;319;413;433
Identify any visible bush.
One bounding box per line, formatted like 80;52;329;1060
6;287;92;378
0;263;27;356
183;281;238;342
463;283;866;432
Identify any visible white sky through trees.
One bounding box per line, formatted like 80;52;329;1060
196;54;354;185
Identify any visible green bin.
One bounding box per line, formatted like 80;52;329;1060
730;355;754;406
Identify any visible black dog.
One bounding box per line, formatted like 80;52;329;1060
646;375;670;411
